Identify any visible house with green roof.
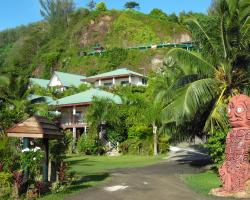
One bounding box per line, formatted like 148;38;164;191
50;88;122;140
27;94;54;104
48;71;87;91
29;78;50;88
82;68;147;88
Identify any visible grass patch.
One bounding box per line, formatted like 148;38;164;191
39;155;162;200
182;171;221;196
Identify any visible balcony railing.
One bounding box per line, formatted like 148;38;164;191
61;115;87;126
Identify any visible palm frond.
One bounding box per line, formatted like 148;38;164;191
173;74;200;89
239;0;250;22
161;78;220;125
167;48;217;76
185;17;218;55
220;13;230;59
204;87;228;133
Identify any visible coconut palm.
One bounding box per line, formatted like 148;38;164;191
160;0;250;133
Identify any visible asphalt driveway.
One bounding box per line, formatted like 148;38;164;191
66;148;233;200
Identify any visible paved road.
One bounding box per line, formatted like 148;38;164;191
66;147;233;200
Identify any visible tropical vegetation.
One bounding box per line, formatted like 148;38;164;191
0;0;249;198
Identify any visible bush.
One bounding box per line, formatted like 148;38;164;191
96;2;107;12
0;172;13;187
120;138;153;155
64;130;74;154
204;128;227;169
158;133;170;154
77;134;104;155
149;9;168;20
128;125;151;140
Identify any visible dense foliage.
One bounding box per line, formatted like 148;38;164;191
0;0;248;183
0;5;186;80
157;0;250;167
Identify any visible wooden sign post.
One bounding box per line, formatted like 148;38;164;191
7;116;62;182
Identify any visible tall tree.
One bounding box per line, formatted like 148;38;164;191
160;0;250;134
87;0;96;10
124;1;140;10
96;2;107;12
39;0;75;28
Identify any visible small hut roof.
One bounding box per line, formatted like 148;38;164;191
7;116;62;139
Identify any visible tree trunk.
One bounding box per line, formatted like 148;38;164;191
153;122;158;156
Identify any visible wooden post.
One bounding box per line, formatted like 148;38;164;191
23;137;30;182
43;138;49;182
73;127;77;151
153;123;158;156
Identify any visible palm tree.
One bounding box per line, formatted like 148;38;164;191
160;0;250;133
86;97;120;139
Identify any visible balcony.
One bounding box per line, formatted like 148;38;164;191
60;112;87;128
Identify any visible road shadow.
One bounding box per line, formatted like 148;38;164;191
170;151;212;169
66;158;97;167
67;172;110;192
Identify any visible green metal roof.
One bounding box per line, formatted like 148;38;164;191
84;68;144;80
27;94;54;103
30;78;50;88
54;71;86;87
49;88;122;106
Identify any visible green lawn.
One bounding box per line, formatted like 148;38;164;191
39;155;163;200
182;171;221;196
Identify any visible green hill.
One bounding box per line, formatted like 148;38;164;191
0;9;189;79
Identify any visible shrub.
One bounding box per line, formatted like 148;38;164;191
20;147;43;179
120;138;153;155
128;125;151;140
149;9;168;20
158;133;170;154
0;172;13;187
77;134;104;155
205;128;228;169
96;2;107;12
64;130;74;154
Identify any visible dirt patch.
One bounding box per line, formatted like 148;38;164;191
79;15;114;47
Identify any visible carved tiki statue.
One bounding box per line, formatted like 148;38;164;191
212;95;250;197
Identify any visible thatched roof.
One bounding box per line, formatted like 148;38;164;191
7;116;62;139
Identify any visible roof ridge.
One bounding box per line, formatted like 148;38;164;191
55;71;86;77
30;77;50;80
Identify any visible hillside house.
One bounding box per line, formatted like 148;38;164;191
49;88;122;141
29;78;50;88
81;68;147;87
48;71;87;91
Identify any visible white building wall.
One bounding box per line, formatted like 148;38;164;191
93;76;144;87
131;77;143;86
49;74;62;87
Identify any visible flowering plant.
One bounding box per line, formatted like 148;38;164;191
20;147;43;180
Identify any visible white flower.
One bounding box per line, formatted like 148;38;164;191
33;157;36;161
34;147;41;152
22;148;30;153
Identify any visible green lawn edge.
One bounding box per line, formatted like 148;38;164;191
39;155;164;200
181;171;221;196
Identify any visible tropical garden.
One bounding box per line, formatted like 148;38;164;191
0;0;249;199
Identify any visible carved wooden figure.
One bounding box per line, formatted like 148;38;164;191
211;95;250;198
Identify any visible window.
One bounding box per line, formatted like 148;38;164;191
75;111;84;124
104;82;113;87
142;78;147;85
121;80;129;86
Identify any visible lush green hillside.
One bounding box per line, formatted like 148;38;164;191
0;9;188;78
